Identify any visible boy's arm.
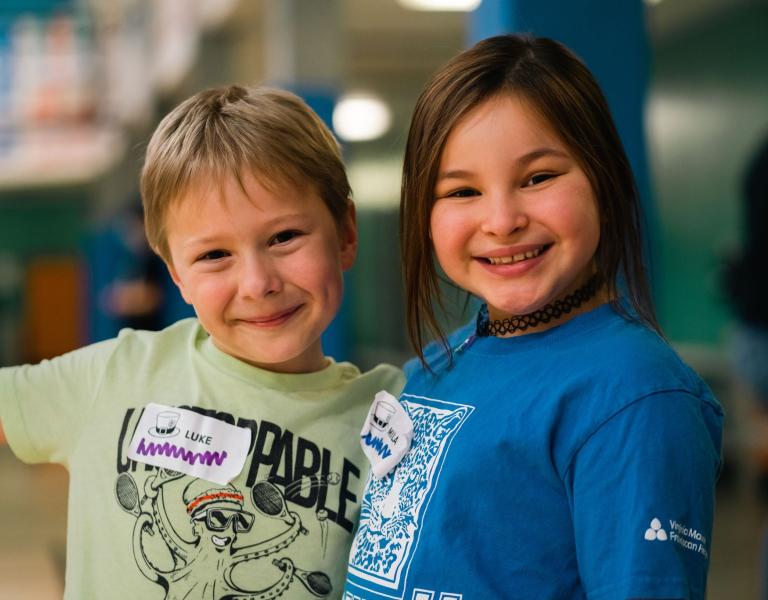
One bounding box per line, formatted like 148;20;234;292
0;337;118;464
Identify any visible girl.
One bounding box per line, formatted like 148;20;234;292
345;35;723;600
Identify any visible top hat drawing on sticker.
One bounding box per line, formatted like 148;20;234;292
372;400;395;430
149;410;181;438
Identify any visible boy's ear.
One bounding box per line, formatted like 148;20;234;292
339;199;358;271
164;260;192;305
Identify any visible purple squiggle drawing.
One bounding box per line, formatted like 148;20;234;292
135;437;228;466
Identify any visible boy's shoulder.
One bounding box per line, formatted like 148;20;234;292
0;318;202;382
114;317;201;344
322;360;404;401
115;320;404;395
77;318;205;379
354;361;405;391
108;318;202;356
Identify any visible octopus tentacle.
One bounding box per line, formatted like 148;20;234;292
222;558;295;600
132;512;169;591
230;511;304;563
150;484;192;564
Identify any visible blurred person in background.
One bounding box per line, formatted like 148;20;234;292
723;132;768;600
723;133;768;495
88;195;198;343
95;199;169;333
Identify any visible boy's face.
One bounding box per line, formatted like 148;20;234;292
165;171;356;373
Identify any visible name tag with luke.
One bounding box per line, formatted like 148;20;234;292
127;403;252;485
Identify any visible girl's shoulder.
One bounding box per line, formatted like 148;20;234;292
573;310;720;412
403;306;716;410
403;320;476;378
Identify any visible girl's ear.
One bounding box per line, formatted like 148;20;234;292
339;199;358;271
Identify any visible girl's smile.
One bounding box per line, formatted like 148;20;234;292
478;243;550;265
431;93;602;328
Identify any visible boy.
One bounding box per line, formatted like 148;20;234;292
0;85;403;599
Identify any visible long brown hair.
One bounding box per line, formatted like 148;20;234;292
400;34;658;364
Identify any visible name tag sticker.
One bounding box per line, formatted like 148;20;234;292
127;403;251;485
360;391;413;479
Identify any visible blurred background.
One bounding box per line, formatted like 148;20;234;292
0;0;767;597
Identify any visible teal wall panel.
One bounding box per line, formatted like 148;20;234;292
0;196;86;256
649;3;768;344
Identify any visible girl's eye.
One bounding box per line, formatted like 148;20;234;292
525;173;557;187
445;188;480;198
197;249;229;262
270;230;302;246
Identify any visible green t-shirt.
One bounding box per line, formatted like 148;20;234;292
0;319;403;600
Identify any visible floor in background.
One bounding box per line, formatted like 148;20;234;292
710;471;766;599
0;446;66;600
0;444;764;599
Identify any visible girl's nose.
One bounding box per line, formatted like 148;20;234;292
238;254;283;298
479;193;528;237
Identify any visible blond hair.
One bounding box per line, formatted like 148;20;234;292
140;85;351;261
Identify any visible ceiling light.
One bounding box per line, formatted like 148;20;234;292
333;93;392;142
397;0;482;11
348;157;403;208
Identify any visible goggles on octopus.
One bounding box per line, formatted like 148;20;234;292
192;508;255;533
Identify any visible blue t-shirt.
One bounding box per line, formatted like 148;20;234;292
345;304;723;600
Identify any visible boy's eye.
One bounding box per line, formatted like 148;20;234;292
270;230;302;246
197;249;229;262
525;173;557;187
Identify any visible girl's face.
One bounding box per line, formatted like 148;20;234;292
430;94;601;325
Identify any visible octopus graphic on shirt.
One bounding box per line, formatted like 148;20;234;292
115;405;361;600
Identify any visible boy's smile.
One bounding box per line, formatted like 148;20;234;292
165;170;356;373
430;94;602;328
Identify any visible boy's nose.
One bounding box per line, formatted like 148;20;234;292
479;193;528;237
238;255;283;298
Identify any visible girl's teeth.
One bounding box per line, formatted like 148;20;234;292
487;247;542;265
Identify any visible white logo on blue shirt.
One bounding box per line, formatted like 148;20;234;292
644;517;668;541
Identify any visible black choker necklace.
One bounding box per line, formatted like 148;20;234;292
476;274;601;337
